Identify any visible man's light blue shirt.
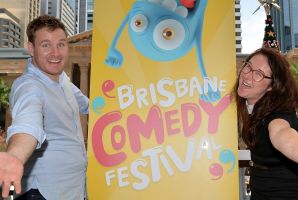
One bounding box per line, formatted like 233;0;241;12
7;59;89;200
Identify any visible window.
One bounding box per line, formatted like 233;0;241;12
2;34;8;39
1;20;9;25
295;33;298;48
0;27;9;32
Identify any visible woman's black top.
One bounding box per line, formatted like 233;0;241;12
250;111;298;200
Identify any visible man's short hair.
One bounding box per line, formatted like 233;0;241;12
26;15;67;43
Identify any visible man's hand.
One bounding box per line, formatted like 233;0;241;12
0;133;38;198
0;152;23;198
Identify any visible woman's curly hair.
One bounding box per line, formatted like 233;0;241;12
233;47;298;148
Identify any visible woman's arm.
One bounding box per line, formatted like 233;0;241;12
269;118;298;163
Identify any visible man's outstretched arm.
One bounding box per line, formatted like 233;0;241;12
0;133;37;198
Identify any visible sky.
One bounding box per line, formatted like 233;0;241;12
241;0;267;54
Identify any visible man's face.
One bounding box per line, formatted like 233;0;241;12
28;27;68;82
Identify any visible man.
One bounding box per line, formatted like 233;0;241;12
0;15;89;199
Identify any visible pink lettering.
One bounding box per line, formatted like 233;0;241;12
181;103;202;137
199;94;232;134
92;111;127;166
165;110;180;136
127;105;164;153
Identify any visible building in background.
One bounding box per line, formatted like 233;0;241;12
0;0;40;47
271;0;298;52
74;0;93;33
41;0;76;36
0;8;22;48
27;0;41;25
86;0;93;31
77;0;86;33
235;0;242;54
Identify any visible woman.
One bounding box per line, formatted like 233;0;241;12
233;47;298;200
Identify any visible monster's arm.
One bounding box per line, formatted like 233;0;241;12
111;15;129;50
195;21;207;77
194;0;208;77
104;15;129;67
196;35;220;103
194;0;220;102
195;37;207;77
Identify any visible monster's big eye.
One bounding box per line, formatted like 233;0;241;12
163;28;175;40
153;19;185;50
130;14;148;33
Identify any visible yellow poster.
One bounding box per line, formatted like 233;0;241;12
87;0;238;199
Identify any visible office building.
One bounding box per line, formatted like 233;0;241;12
235;0;242;54
86;0;93;31
41;0;76;36
74;0;93;33
0;8;22;48
76;0;86;33
271;0;298;52
0;0;40;47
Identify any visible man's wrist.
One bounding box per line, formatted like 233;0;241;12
6;151;26;166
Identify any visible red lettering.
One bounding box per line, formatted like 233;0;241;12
92;111;127;166
181;103;201;137
165;110;180;135
127;106;164;153
199;94;232;134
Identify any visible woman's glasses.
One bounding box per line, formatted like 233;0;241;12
240;61;272;82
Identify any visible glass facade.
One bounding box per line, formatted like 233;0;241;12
272;0;298;52
76;0;93;32
292;1;298;48
86;0;93;31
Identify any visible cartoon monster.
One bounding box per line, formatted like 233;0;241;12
105;0;220;102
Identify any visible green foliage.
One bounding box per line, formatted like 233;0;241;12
0;144;6;152
291;63;298;81
0;127;6;152
0;79;9;150
0;78;10;108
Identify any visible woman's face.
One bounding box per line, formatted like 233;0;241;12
237;54;273;105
